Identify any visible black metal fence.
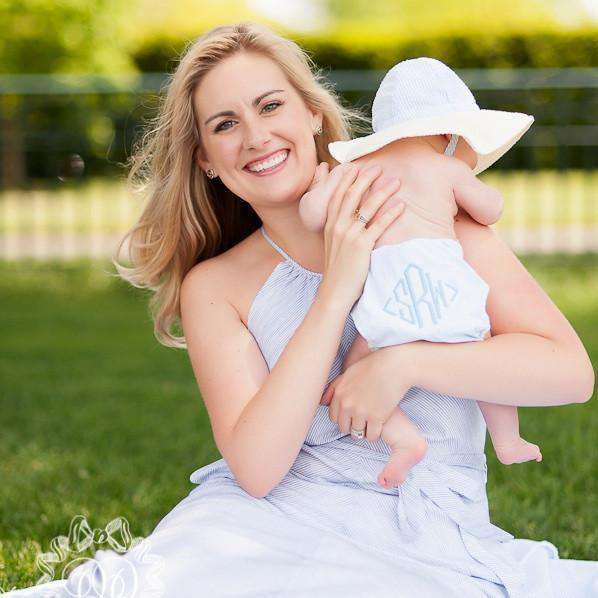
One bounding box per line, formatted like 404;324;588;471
0;67;596;186
0;68;596;258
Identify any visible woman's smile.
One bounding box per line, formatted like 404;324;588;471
243;148;290;176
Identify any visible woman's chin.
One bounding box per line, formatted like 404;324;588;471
255;178;310;205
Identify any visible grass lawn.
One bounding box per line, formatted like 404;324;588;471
0;254;596;590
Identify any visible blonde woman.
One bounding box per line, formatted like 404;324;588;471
10;21;597;598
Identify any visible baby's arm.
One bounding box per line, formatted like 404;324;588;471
452;171;504;226
299;162;349;232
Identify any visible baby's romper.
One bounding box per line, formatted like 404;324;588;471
350;134;491;351
349;237;491;350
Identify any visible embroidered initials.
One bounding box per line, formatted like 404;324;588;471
382;263;459;328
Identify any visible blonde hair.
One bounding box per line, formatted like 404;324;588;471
112;21;370;349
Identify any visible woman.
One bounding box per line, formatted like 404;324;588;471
10;21;596;598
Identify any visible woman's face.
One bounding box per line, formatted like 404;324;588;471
194;51;322;207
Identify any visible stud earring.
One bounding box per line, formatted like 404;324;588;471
206;168;217;179
314;125;323;136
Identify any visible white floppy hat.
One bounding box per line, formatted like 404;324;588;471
328;57;534;175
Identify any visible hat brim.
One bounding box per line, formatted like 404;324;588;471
328;109;534;175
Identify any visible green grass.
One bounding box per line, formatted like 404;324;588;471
0;254;597;590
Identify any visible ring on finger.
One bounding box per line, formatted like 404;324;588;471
350;426;366;440
353;208;369;225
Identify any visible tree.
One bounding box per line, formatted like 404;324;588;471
0;0;136;186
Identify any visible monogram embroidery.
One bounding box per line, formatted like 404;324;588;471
382;262;459;328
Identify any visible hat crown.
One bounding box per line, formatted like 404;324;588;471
372;57;479;132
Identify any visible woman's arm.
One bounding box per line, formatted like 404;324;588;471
181;261;350;499
381;209;594;407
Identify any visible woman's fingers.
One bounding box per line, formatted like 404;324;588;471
328;390;339;423
320;383;334;405
321;163;348;196
326;163;359;228
363;200;406;244
353;176;402;226
337;164;383;226
350;415;367;438
323;378;382;443
338;406;352;435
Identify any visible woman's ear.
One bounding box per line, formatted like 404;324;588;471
195;145;213;174
311;110;323;134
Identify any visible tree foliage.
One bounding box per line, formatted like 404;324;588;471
0;0;135;74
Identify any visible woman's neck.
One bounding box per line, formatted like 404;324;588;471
259;217;326;274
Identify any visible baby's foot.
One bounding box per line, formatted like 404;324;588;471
494;438;542;465
377;437;428;489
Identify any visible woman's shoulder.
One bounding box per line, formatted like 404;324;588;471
181;228;275;327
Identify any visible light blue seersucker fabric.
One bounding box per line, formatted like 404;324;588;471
8;226;598;598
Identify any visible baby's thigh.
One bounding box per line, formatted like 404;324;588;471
343;333;374;371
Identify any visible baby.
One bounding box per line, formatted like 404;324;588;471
300;57;540;489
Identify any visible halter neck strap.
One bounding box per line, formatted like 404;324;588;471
260;226;292;261
444;133;459;157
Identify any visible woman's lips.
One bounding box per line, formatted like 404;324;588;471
243;150;290;177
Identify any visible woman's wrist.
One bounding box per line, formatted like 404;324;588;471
377;341;420;389
314;279;353;316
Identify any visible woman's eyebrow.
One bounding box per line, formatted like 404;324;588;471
203;89;285;126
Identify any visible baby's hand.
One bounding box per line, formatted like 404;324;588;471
299;162;353;232
453;177;504;226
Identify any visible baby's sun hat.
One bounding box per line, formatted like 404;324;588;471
328;57;534;175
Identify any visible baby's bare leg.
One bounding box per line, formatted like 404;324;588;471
377;408;428;489
478;401;542;464
342;333;373;373
477;330;541;465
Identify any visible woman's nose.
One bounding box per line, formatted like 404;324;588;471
242;118;271;150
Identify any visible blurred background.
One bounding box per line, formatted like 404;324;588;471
1;0;597;590
1;0;597;256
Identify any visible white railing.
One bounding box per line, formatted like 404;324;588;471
1;171;596;260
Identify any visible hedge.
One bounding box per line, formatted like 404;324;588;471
133;29;598;73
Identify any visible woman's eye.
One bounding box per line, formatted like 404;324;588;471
214;101;282;133
214;120;233;133
262;100;282;112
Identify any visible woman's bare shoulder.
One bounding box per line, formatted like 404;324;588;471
181;229;275;327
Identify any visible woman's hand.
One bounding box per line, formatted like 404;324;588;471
318;163;406;312
319;345;415;442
